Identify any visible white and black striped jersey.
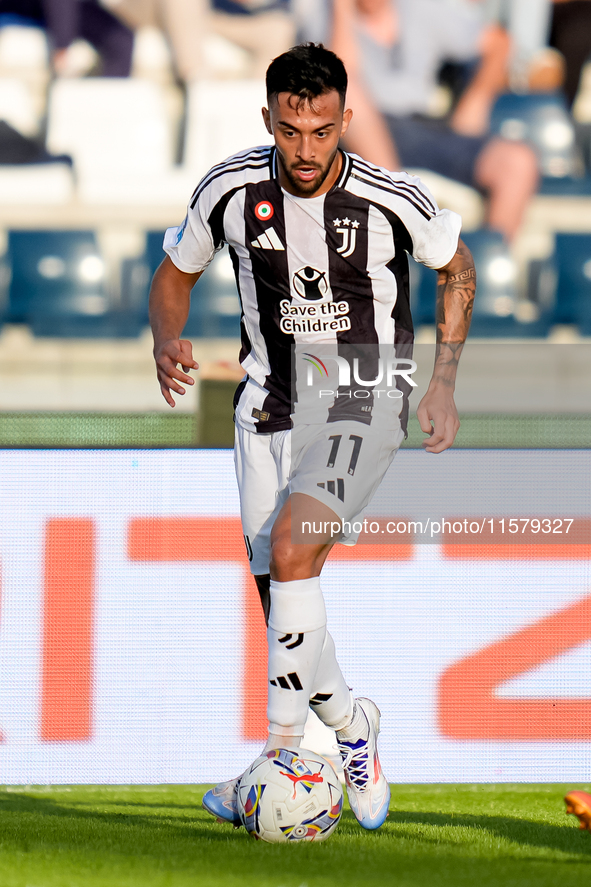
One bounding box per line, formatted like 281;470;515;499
164;146;461;434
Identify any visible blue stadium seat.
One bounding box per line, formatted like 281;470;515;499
0;252;8;333
490;92;578;180
463;230;553;337
410;232;554;336
184;246;241;338
538;176;591;195
122;231;242;338
553;233;591;333
408;257;437;326
7;230;143;337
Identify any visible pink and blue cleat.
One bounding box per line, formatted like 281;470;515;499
202;776;242;827
336;697;390;830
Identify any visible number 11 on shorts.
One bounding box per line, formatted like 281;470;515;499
326;434;364;476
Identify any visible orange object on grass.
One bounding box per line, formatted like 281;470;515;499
565;791;591;831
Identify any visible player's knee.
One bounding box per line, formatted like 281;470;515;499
502;141;539;187
269;536;302;578
477;137;539;192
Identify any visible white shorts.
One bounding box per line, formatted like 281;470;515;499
234;418;404;575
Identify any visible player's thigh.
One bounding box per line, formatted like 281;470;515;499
234;423;290;571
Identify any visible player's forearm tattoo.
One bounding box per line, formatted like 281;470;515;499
433;243;476;387
432;341;464;388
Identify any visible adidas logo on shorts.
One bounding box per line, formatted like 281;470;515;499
317;479;345;501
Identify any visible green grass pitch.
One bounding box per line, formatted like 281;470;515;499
1;784;589;887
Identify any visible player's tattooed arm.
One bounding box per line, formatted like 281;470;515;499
416;239;476;454
149;256;202;407
433;239;476;389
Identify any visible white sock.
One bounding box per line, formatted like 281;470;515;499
336;701;367;741
267;577;326;737
263;731;302;753
309;631;354;731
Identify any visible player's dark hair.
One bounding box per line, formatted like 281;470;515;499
266;43;348;109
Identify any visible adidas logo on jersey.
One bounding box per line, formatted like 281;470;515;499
251;227;285;250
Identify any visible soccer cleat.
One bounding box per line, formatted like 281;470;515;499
336;697;390;830
202;776;242;827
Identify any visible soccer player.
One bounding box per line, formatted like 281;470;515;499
149;43;475;831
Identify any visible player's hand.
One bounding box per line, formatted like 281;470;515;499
416;384;460;454
154;338;199;407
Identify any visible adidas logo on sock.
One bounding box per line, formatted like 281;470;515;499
251;227;285;250
310;692;333;705
270;672;303;690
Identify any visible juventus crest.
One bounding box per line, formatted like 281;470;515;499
333;217;360;258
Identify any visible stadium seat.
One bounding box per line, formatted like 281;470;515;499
47;79;173;177
408;168;484;232
7;230;143;337
0;25;49;125
122;232;241;338
0;163;73;205
408;257;437;326
408;231;555;337
183;248;241;338
0;77;38;136
45;79;193;205
490;92;578;179
184;80;272;178
118;230;163;327
0;247;8;331
0;24;48;74
553;233;591;333
462;230;554;337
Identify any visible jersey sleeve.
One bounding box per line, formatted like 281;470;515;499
163;192;219;275
410;206;462;270
395;173;462;270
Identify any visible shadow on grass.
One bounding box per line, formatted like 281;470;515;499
3;792;590;869
0;791;238;847
386;810;591;858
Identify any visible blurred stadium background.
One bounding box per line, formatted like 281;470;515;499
0;0;591;446
0;0;590;788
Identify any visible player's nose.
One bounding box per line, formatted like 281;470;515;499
296;136;314;160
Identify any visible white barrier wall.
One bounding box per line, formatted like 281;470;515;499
0;449;589;784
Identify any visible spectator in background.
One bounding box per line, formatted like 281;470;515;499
111;0;295;81
486;1;591;105
331;0;539;241
291;0;331;43
550;0;591;107
0;0;44;26
42;0;134;76
486;0;555;89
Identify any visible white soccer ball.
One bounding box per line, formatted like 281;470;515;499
237;747;343;843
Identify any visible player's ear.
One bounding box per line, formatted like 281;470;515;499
262;106;273;135
340;108;353;138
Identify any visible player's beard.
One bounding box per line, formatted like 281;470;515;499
277;147;339;196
